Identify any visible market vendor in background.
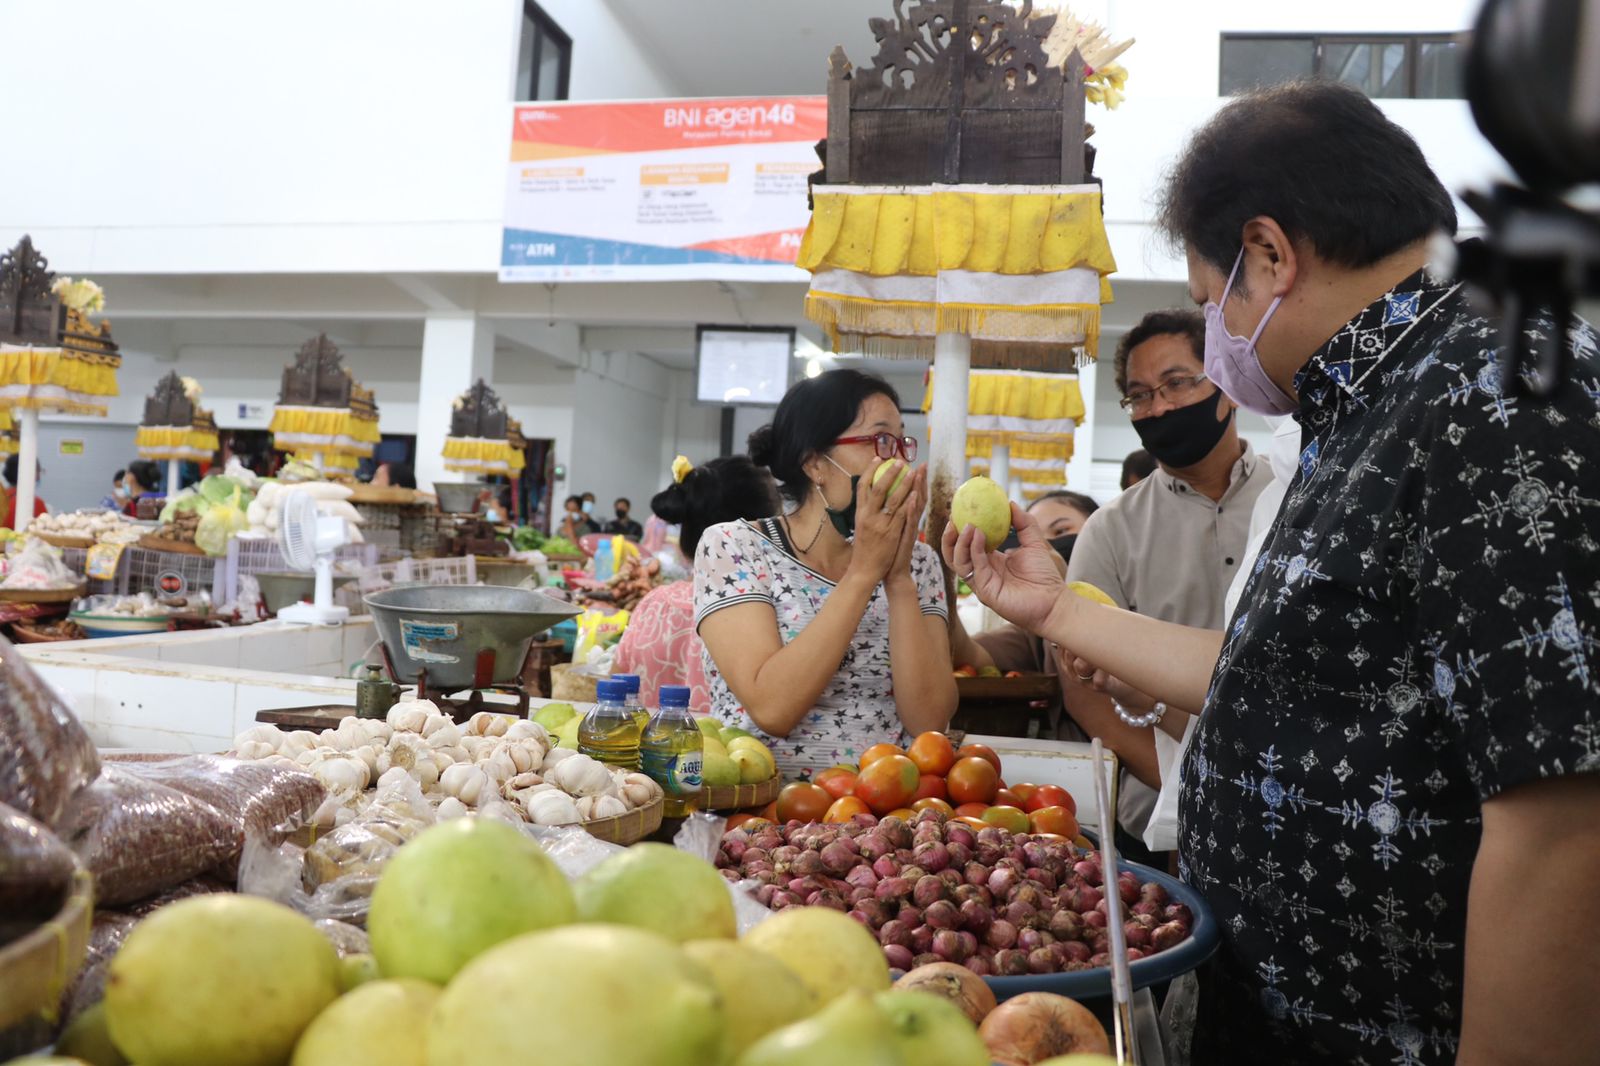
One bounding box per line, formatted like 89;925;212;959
612;456;779;713
558;493;600;542
100;468;127;512
695;369;958;782
0;456;47;528
603;497;643;541
120;460;161;517
946;81;1600;1065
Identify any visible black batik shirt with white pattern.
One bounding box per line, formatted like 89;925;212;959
1178;267;1600;1065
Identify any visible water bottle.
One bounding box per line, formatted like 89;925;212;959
594;539;615;582
612;673;648;730
641;685;703;818
578;679;640;770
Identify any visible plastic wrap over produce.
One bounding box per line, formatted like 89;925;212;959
0;801;76;921
0;633;100;828
60;766;242;907
112;754;326;844
239;772;436;925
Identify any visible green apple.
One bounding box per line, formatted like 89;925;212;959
338;953;380;992
555;716;580;750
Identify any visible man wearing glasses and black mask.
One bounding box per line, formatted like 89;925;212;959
1056;309;1276;838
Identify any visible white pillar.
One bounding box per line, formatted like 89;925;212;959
990;442;1011;497
926;332;972;546
166;458;181;499
415;313;494;494
1066;360;1097;492
13;409;39;532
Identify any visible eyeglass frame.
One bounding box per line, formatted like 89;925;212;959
1118;371;1214;414
832;433;918;462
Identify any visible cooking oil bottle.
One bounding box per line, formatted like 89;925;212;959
641;685;703;818
578;679;641;770
613;673;649;731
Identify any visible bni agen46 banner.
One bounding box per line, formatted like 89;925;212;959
500;96;826;282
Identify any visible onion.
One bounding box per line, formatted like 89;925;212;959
875;877;914;902
914;874;949;910
1123;922;1152;950
1025;867;1057;892
883;943;915;971
966;861;991;888
924;899;960;930
1127;948;1146;961
1152;921;1189;952
755;883;780;906
771;845;799;866
854;898;893;927
938;868;964;891
1059;940;1092;963
993;948;1030;976
898;904;924;927
1062;884;1103;912
945;840;974;868
873;855;901;880
945;822;976;849
1003;900;1037;929
769;890;801;910
1072;858;1102;886
880;816;913;849
978;992;1112;1065
845;865;880;890
858;832;893;862
1140;881;1169;907
913;952;942;969
1027;948;1055;974
850;813;878;829
1082;909;1107;930
963;955;992;977
959;898;993;937
900;865;928;884
932;928;970;963
1164;902;1194;927
985;919;1019;950
893;961;998;1024
988;867;1019;898
911;924;936;954
879;919;913;948
953;884;985;907
1117;874;1139;907
956;930;979;959
914;840;952;873
820;840;861;876
793;850;826;876
1130;900;1161;919
1047;910;1082;942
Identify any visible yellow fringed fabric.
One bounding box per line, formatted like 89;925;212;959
799;189;1118;279
270;406;379;458
442;436;524;476
136;425;221;461
294;450;359;473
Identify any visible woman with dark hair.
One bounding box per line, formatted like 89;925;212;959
694;369;957;781
611;455;779;713
121;460;162;517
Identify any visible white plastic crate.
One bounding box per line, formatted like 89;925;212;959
338;554;478;615
221;537;377;608
117;546;224;601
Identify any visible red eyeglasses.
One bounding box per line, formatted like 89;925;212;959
833;433;918;462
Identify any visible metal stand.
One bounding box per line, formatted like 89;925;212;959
13;409;38;532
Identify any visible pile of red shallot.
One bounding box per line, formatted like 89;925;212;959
714;809;1193;976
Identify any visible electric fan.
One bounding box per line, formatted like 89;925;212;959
276;489;352;625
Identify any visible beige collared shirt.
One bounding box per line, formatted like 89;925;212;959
1066;442;1274;630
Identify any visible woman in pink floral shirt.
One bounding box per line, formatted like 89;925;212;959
612;455;778;714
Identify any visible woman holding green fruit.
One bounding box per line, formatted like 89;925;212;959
696;369;958;783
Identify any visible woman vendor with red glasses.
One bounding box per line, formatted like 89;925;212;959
695;369;958;782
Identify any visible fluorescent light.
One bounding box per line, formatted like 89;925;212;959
805;358;823;378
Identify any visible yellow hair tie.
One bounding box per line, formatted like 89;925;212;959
671;455;693;484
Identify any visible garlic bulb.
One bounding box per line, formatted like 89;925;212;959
620;772;662;809
547;754;615;797
351;744;380;777
591;794;628;819
440;763;490;806
385;733;426;770
420;713;455;738
386;703;428;734
524;789;581;826
466;711;511;738
436;796;469;820
310;754;369;794
377;766;411;789
411;753;442;791
333;716;367;750
574;795;597;820
480;749;517;786
233;740;277;761
232;725;284;752
541;747;579;773
504;720;548;744
502;740;539;774
504;771;543;792
424;722;462;750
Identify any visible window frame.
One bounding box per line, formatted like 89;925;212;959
1218;31;1468;99
520;1;572;102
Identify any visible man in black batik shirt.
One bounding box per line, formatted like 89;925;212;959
944;81;1600;1065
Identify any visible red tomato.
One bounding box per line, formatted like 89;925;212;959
946;756;1000;805
814;767;859;802
910;774;948;803
776;782;832;824
993;788;1023;809
724;813;771;831
758;800;778;822
1009;783;1039;806
1028;805;1080;838
953;802;990;819
953;815;991;831
980;805;1031;834
886;807;917;820
911;797;954;816
859;743;904;769
1025;784;1076;816
956;743;1002;775
907;732;957;776
823;796;871;823
855;754;920;815
953;664;979;678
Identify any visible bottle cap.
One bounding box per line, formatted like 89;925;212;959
659;685;691;707
612;673;641;694
595;679;628;702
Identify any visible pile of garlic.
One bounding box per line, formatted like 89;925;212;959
229;698;663;829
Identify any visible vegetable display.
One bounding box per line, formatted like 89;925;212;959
714;808;1194;977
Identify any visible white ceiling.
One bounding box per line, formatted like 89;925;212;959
607;0;885;97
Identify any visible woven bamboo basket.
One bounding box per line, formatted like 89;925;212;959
33;532;94;550
0;583;86;604
550;663;601;703
581;795;663;845
702;774;782;812
0;865;93;1032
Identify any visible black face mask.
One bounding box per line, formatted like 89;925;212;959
615;510;629;522
1048;533;1077;565
820;478;859;538
1131;388;1233;469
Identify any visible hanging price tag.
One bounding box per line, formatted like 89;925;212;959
86;542;125;582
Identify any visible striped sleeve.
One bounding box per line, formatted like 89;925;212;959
694;521;775;628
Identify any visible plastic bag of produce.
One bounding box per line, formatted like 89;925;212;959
0;801;76;921
60;766;243;906
0;633;100;828
194;487;251;556
239;772;435;925
313;918;371;958
157;487;207;524
112;754;326;842
0;536;78;591
674;812;771;935
572;607;630;661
